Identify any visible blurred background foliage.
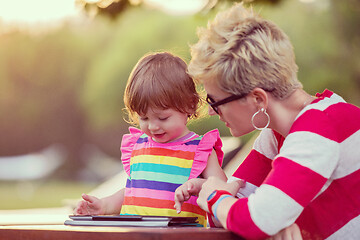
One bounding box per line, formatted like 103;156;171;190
0;0;359;208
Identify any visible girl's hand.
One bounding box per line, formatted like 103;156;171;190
73;194;103;215
174;178;205;213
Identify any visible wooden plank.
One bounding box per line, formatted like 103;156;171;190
0;225;244;240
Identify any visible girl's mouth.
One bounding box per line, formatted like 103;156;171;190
153;133;165;139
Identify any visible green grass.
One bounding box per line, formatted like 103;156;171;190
0;180;97;210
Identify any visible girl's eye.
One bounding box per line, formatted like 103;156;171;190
159;117;168;121
140;117;148;121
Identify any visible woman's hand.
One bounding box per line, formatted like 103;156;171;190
73;193;104;215
174;178;206;213
197;176;244;212
267;224;303;240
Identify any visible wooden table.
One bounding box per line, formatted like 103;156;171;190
0;207;243;240
0;225;244;240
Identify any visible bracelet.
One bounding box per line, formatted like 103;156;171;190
213;195;233;221
207;190;232;216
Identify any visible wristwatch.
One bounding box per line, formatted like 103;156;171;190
206;190;232;216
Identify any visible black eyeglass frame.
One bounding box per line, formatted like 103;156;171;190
206;93;247;114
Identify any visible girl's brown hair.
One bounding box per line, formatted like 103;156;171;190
124;52;201;125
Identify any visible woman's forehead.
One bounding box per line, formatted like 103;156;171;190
203;80;227;98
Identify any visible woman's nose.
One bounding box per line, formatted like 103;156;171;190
208;106;217;116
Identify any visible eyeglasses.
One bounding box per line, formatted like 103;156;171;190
206;93;247;114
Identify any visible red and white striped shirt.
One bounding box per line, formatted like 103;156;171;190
228;89;360;239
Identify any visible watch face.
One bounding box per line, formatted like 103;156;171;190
207;190;217;201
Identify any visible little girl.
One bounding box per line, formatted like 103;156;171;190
74;52;227;227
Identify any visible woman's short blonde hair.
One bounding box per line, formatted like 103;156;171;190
188;3;302;99
124;52;200;125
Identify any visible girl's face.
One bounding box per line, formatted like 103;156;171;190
203;80;255;137
138;107;190;143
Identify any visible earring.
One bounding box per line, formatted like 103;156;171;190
251;108;270;131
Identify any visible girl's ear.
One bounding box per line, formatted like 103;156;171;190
248;88;268;109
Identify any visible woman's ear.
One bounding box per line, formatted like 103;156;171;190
186;106;197;118
249;88;268;108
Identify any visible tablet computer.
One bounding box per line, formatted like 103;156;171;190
65;215;199;227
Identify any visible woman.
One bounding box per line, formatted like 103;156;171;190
185;3;360;240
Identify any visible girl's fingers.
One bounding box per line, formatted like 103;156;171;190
174;202;182;214
82;193;98;204
74;201;88;215
174;193;184;213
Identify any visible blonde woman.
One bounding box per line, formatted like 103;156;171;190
175;3;360;239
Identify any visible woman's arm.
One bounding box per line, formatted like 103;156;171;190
198;177;303;239
196;177;242;227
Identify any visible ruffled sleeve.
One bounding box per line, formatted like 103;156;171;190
190;129;224;179
120;127;143;176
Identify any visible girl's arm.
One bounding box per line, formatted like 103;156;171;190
174;178;206;213
74;188;125;215
174;149;227;213
100;188;125;214
201;149;227;181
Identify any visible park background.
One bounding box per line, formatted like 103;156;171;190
0;0;359;210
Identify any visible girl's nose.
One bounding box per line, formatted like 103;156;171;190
148;121;159;131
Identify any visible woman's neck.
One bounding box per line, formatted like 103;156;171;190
267;89;315;137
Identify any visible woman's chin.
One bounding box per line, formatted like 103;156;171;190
229;127;252;137
229;128;241;137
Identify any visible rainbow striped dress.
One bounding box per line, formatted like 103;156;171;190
119;127;224;227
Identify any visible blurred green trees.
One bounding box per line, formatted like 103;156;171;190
0;6;215;178
0;0;359;179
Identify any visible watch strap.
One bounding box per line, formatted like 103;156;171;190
213;195;233;221
207;190;232;216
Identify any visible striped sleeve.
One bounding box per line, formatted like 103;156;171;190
232;129;277;187
227;105;341;238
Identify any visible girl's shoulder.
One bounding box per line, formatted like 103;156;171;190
120;127;144;176
190;129;224;178
196;129;224;162
122;127;144;146
201;128;220;138
194;129;222;151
